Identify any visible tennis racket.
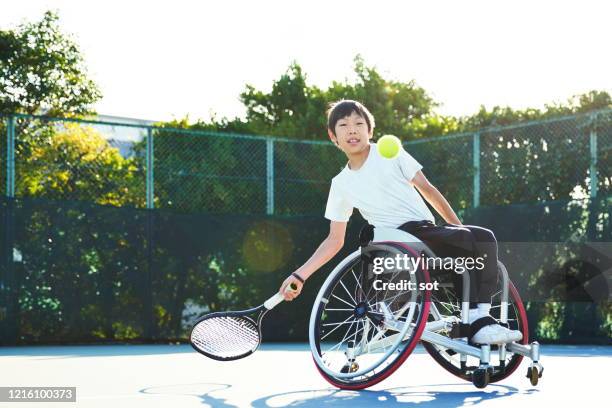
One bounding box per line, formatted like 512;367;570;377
190;283;298;361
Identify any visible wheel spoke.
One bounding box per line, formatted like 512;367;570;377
320;314;355;341
351;269;366;301
324;319;359;353
322;319;361;327
331;293;355;308
339;279;358;305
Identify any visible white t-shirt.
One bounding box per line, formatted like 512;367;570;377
324;143;435;228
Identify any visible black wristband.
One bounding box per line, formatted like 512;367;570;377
291;272;305;284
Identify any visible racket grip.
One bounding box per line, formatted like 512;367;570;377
264;283;298;310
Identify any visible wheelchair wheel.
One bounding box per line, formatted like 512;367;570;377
309;242;431;390
422;266;528;383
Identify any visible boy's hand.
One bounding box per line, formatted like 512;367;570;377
280;273;303;301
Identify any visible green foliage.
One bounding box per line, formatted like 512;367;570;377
133;125;268;214
326;56;437;139
10;199;151;342
478;118;591;205
17;122;143;207
200;56;438;141
457;90;612;131
0;11;101;115
407;137;474;210
188;56;610;143
239;62;328;139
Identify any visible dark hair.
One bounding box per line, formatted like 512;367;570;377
327;100;375;135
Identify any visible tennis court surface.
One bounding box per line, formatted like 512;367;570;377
1;344;609;407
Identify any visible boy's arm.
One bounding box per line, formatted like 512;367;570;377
279;221;347;300
411;170;462;225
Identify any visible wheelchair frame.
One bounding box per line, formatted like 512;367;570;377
309;227;544;389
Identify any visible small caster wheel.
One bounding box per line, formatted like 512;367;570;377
340;361;359;373
472;368;490;389
527;366;539;386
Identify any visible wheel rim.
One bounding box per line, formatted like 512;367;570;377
310;242;431;389
423;272;528;382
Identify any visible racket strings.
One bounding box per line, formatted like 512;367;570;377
191;316;260;358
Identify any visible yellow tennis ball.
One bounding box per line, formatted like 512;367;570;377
377;135;402;159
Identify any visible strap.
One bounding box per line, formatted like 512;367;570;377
291;272;304;284
469;316;498;339
449;322;471;338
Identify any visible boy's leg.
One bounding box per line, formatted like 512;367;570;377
462;225;499;304
398;222;480;303
398;222;522;344
400;223;498;305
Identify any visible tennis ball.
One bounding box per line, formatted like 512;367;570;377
377;135;402;159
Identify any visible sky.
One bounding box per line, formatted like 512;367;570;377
1;0;611;123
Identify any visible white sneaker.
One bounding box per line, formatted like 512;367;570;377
471;322;523;345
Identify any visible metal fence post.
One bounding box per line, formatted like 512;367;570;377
146;128;154;209
144;127;154;339
589;125;598;199
266;138;274;215
473;132;480;208
2;116;17;344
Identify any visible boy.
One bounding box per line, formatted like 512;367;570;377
278;100;522;344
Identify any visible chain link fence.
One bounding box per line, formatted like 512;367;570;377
273;139;345;215
405;133;475;209
153;128;268;214
594;110;612;197
1;110;611;345
15;116;146;207
2;110;610;215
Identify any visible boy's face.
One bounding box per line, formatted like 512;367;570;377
328;111;373;155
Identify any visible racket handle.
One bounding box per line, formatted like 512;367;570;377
264;283;298;310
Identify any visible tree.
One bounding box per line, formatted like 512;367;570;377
0;11;101;115
326;55;437;139
239;61;328;139
188;56;611;143
236;56;438;140
19;123;142;206
12;123;146;341
457;90;612;131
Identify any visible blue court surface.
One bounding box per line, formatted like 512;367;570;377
1;344;609;407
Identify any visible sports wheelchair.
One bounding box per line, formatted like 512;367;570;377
308;227;543;389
